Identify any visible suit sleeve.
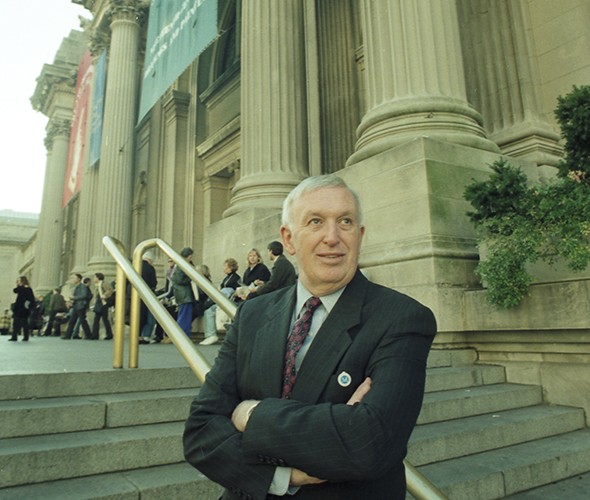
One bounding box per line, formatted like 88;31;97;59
256;258;287;295
240;300;436;482
183;306;276;500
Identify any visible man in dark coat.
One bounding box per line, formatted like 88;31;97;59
184;175;436;499
139;251;158;344
63;274;92;340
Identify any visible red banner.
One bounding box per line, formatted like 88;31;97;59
62;50;94;207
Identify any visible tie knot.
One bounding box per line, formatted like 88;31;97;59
304;296;321;312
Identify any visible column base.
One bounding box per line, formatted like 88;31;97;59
491;121;562;168
347;96;500;166
224;172;305;218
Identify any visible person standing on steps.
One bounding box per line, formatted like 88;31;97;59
63;274;92;340
8;276;35;342
172;247;196;338
90;273;114;340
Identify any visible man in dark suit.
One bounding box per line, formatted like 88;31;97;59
184;175;436;499
249;240;297;298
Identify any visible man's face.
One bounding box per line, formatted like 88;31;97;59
281;186;364;296
71;275;81;285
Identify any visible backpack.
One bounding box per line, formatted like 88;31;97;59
105;291;116;308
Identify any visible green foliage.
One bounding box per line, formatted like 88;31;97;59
555;85;590;180
464;85;590;308
469;170;590;308
464;159;531;232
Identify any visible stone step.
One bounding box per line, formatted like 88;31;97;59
418;383;542;425
424;364;506;393
0;462;223;500
0;366;200;401
408;405;587;466
415;429;590;500
426;348;477;368
0;388;198;439
0;422;185;488
506;470;590;499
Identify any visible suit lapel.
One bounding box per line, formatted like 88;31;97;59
292;271;369;403
253;287;296;397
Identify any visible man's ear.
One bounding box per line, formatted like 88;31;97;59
280;225;296;256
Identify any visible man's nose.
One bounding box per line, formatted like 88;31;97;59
322;221;340;244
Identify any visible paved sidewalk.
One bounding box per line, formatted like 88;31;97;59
0;334;219;375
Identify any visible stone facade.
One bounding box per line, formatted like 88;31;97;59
0;211;38;312
31;1;590;414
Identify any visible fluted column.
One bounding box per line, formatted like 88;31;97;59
457;0;561;167
348;0;498;166
89;0;145;271
225;0;308;217
34;119;71;295
317;0;360;173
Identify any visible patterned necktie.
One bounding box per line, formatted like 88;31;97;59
281;296;322;399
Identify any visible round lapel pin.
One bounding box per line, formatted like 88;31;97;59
337;371;352;387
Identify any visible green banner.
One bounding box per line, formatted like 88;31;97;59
138;0;218;122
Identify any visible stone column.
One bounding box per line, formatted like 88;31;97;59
225;0;309;216
348;0;498;166
161;88;192;244
456;0;561;167
73;41;109;274
89;0;145;272
316;0;360;174
34;119;71;295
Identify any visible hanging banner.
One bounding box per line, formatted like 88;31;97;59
138;0;218;122
62;49;94;207
89;49;107;167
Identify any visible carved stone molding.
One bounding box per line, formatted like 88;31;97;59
107;0;148;25
31;69;77;113
45;119;72;150
88;26;111;55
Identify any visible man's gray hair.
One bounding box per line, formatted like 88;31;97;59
281;175;363;228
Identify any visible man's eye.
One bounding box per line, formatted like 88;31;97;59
309;218;322;225
340;218;353;226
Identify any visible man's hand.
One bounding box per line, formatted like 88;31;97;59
290;468;327;487
347;376;372;405
231;400;260;432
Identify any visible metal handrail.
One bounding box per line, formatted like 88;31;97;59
102;236;234;379
102;236;446;499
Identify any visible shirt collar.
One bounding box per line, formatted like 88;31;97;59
295;281;345;317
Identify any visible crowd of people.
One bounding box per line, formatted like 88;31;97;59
4;272;116;342
4;239;297;346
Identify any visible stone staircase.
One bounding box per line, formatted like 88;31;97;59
1;350;589;499
0;367;223;499
409;350;590;499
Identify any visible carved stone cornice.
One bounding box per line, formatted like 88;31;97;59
45;119;72;150
107;0;149;25
88;25;111;55
31;64;78;114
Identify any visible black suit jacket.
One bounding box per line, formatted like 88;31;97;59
184;270;436;499
255;254;297;296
